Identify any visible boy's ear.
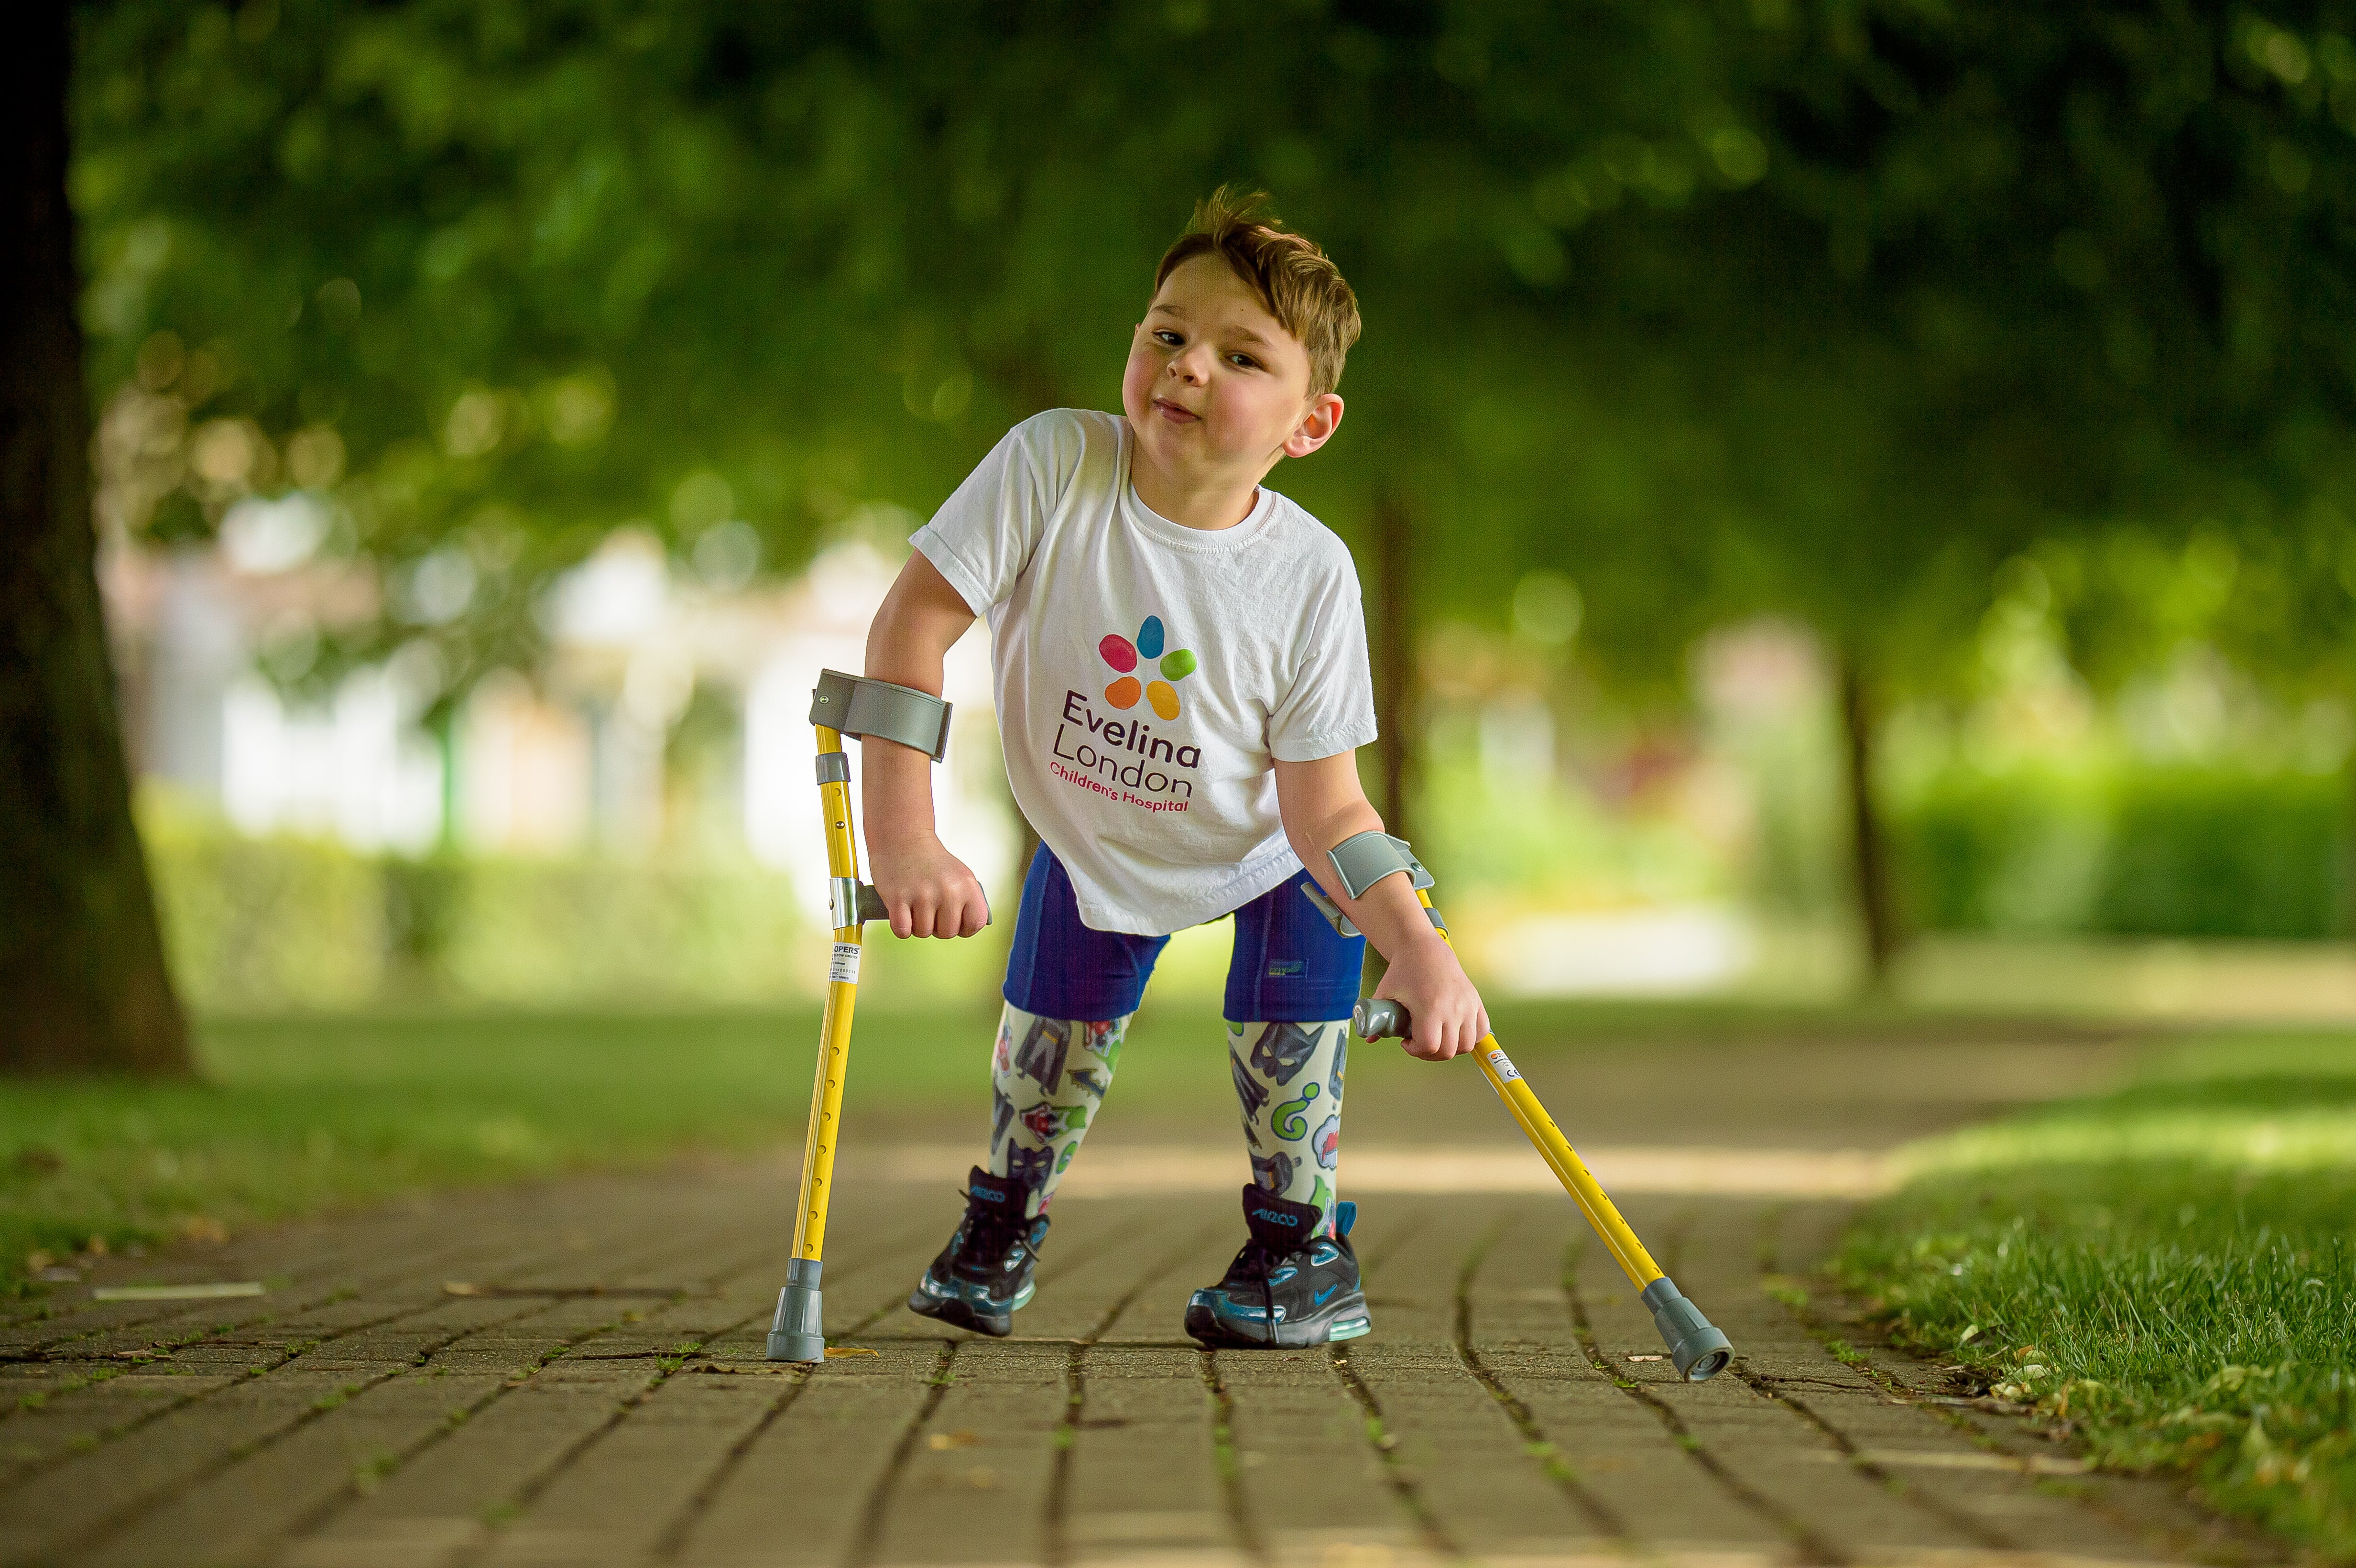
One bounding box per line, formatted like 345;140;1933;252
1283;392;1345;459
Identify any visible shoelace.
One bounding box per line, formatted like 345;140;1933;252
953;1193;1027;1274
1225;1237;1287;1346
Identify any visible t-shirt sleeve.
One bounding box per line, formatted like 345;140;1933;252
909;411;1089;615
1266;547;1380;763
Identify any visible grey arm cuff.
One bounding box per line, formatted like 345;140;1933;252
809;670;952;761
1326;830;1435;901
1300;881;1360;939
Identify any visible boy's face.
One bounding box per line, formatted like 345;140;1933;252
1122;255;1342;483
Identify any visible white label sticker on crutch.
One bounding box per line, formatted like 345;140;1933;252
1485;1048;1521;1081
829;943;862;984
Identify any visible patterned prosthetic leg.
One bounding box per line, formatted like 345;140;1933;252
1227;1019;1349;1234
989;1002;1130;1218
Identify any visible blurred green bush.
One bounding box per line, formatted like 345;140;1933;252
141;796;385;1010
1893;763;2351;940
141;794;829;1011
141;753;2352;1017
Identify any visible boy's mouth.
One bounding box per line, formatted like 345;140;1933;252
1152;397;1201;425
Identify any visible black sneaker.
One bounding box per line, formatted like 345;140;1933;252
907;1166;1048;1337
1184;1186;1370;1348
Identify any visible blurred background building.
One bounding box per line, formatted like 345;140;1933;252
99;484;1017;1011
98;487;2356;1022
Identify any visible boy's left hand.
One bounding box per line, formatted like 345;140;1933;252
1371;936;1490;1061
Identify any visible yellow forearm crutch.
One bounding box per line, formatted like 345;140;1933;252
1310;833;1733;1381
767;670;958;1364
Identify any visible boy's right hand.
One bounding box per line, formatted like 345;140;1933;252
868;835;991;939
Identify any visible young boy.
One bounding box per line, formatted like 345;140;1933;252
860;190;1490;1348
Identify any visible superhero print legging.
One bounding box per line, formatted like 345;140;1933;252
986;847;1364;1229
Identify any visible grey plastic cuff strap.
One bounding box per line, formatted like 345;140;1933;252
809;670;952;762
1326;831;1435;902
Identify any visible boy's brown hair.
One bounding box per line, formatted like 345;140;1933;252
1155;187;1361;399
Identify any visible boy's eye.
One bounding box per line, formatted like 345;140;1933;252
1154;330;1183;347
1226;353;1261;370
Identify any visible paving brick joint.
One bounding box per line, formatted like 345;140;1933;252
0;1034;2286;1568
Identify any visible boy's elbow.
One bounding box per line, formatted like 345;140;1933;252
862;602;905;669
1285;806;1378;876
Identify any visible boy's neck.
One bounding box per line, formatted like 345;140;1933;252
1126;441;1276;532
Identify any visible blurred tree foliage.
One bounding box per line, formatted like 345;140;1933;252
70;0;2356;976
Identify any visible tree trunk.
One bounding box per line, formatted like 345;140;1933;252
0;4;191;1075
1371;490;1416;839
1836;649;1899;989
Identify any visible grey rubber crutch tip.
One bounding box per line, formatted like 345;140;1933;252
767;1259;825;1364
1640;1276;1734;1382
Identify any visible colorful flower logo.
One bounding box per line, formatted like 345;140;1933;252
1098;614;1198;719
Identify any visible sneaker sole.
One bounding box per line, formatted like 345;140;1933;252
1182;1295;1371;1350
906;1279;1036;1339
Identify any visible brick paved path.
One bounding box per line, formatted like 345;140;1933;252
0;1032;2284;1568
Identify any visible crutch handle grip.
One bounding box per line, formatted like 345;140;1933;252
1353;998;1408;1041
839;879;993;930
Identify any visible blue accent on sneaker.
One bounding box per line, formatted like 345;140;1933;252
1184;1186;1371;1350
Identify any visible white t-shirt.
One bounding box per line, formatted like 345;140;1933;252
911;409;1377;936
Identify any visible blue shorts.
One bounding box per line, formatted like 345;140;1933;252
1002;846;1366;1023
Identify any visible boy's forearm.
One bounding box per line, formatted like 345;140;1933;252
861;634;945;848
861;555;972;849
1275;750;1472;972
862;738;939;848
1279;752;1488;1058
1272;762;1432;960
1355;879;1450;966
1283;795;1448;968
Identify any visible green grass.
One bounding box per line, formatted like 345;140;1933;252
1838;1030;2356;1557
5;987;1395;1286
0;1005;963;1288
2;989;2111;1305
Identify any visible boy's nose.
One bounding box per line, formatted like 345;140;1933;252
1167;349;1209;383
